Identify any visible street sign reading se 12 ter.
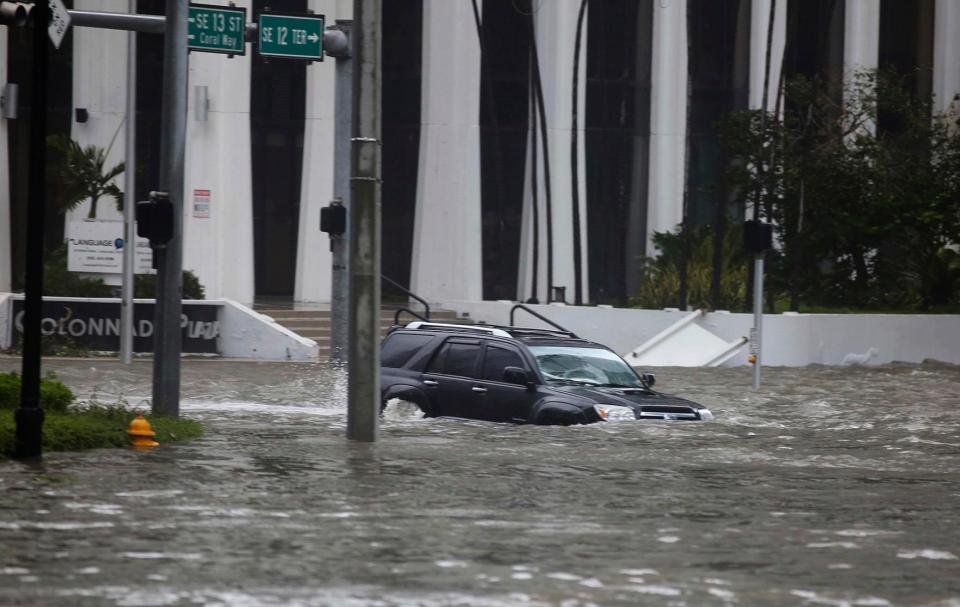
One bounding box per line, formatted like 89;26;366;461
258;13;325;61
188;3;246;55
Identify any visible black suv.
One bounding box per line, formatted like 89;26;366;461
380;321;713;425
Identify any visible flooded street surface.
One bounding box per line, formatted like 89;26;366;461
1;358;959;606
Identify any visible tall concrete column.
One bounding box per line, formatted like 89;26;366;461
749;0;787;112
0;28;10;292
410;0;482;302
844;0;880;77
295;0;352;303
183;1;254;305
67;0;131;281
517;0;588;305
934;0;960;114
646;0;688;248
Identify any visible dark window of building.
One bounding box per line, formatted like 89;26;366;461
585;0;653;304
878;0;934;132
479;0;531;301
785;0;845;90
685;0;751;226
250;0;308;297
381;0;423;298
6;0;75;289
381;333;435;368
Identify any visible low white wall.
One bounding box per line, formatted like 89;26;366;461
438;300;960;367
0;293;11;349
0;294;317;361
219;299;317;361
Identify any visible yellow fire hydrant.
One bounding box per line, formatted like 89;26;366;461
128;415;159;449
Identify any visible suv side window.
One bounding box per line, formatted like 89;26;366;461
381;333;435;368
481;344;526;382
426;340;481;378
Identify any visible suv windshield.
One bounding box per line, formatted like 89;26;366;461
529;345;643;387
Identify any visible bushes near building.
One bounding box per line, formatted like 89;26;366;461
637;69;960;313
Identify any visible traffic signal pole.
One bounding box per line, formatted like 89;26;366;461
151;0;189;417
326;22;352;364
14;0;49;459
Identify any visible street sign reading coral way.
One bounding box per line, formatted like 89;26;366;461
258;13;325;60
188;3;246;55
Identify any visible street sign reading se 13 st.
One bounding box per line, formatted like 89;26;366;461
188;3;246;55
258;12;325;60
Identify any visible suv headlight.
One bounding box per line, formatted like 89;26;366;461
593;404;636;421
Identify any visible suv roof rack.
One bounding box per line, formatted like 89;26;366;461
404;321;513;338
505;327;579;340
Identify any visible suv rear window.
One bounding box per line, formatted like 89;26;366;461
381;333;435;368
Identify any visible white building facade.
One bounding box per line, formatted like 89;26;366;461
2;0;959;306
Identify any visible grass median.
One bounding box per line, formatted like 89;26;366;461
0;372;202;460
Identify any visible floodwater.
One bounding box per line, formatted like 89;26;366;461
1;358;959;607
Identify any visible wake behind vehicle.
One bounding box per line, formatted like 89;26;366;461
379;319;713;425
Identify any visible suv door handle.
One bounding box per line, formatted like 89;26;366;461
423;380;439;386
472;386;487;393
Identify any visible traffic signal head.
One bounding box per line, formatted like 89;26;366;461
743;220;773;254
320;201;346;235
0;2;28;27
136;195;174;246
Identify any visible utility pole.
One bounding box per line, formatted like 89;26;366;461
14;0;49;459
347;0;381;442
151;0;189;416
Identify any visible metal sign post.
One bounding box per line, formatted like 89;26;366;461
752;253;764;390
120;0;137;365
328;23;351;363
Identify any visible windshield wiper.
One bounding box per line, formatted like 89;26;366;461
597;383;645;388
548;378;600;386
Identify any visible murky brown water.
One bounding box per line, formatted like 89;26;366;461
1;358;959;606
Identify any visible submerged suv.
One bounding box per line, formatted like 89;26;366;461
380;321;713;425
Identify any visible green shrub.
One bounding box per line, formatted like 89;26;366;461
42;245;114;298
0;372;75;412
632;224;748;311
135;270;206;300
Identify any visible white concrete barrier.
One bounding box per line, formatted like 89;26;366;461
439;300;960;367
218;299;317;361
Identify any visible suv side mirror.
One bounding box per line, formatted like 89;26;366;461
641;372;656;388
504;366;534;389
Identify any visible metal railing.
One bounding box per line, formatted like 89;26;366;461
393;307;428;325
509;304;577;337
381;274;431;321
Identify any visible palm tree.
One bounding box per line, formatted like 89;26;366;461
48;134;125;220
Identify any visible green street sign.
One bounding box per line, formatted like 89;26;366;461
258;13;325;61
188;3;246;55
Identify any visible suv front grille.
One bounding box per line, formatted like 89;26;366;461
636;405;700;421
